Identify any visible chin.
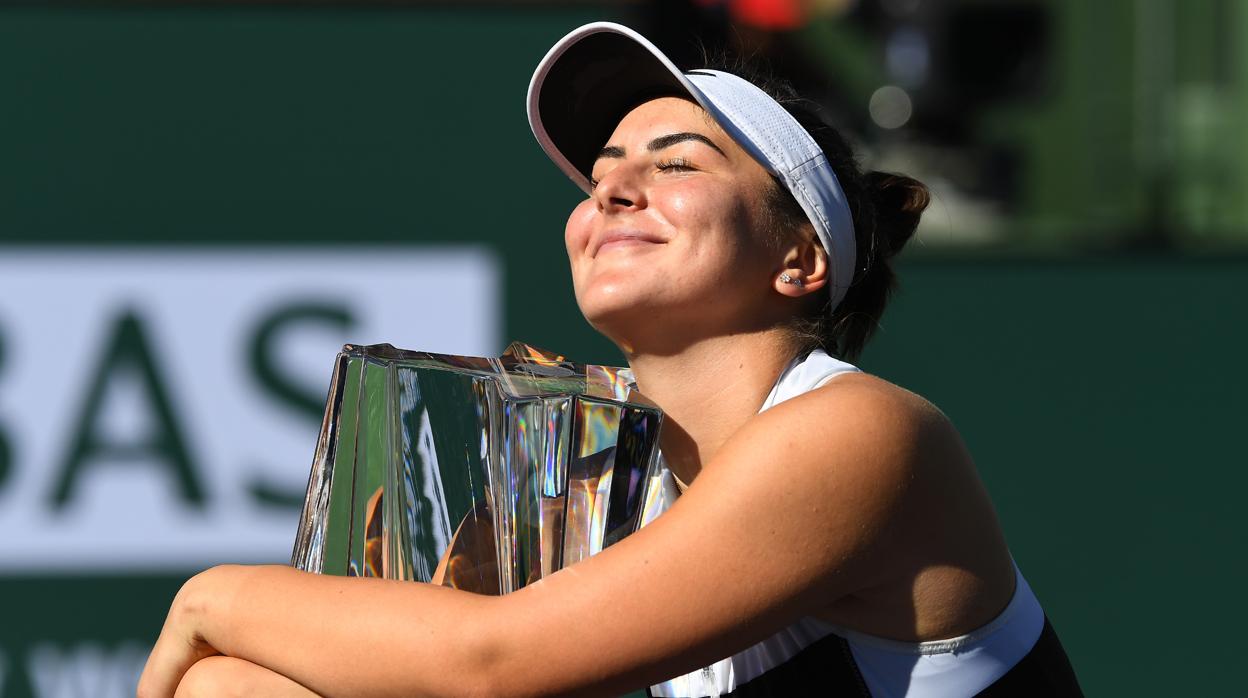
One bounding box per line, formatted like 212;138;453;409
577;287;661;341
581;295;721;358
579;294;647;331
577;275;646;316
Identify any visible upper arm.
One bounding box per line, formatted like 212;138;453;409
482;375;938;695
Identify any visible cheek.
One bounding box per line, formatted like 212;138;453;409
658;184;697;221
661;182;753;255
565;199;597;257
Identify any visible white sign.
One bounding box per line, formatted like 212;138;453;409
0;247;500;571
24;642;149;698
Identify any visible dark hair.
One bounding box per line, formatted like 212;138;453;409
702;55;930;361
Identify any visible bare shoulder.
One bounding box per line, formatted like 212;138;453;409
719;371;999;581
689;371;975;572
741;371;964;490
747;373;1013;634
807;371;954;437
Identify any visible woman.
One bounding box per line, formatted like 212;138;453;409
140;22;1081;697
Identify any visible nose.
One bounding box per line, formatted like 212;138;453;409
592;163;646;213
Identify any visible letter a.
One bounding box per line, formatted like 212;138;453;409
50;309;204;508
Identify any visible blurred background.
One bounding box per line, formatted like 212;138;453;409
0;0;1244;695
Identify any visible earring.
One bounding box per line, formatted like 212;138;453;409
779;273;804;288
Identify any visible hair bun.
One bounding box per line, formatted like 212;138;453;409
865;172;930;258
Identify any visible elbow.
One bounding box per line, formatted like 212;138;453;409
428;593;589;698
456;646;503;698
454;627;602;698
444;598;513;698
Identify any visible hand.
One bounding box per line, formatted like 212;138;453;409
137;566;234;698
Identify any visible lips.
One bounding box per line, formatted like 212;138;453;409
591;229;667;257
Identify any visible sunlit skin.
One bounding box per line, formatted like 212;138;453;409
567;96;833;482
139;97;1017;698
565;96;820;356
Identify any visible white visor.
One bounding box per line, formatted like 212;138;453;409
527;21;857;311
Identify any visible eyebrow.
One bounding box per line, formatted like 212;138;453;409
594;132;727;161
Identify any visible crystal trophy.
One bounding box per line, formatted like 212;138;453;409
291;342;665;594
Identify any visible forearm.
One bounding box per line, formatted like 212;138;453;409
176;656;322;697
191;565;500;698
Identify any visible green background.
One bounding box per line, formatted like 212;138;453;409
1;5;1245;695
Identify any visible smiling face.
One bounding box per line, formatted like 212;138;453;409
564;96;804;354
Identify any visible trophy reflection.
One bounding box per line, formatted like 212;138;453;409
291;342;665;594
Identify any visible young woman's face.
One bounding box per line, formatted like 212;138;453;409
564;96;784;352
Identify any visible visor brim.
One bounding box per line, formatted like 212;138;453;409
528;23;696;193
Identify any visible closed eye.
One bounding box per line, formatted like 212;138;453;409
590;132;725;188
590;158;696;189
657;157;695;172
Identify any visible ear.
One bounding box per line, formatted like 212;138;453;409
773;230;829;298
